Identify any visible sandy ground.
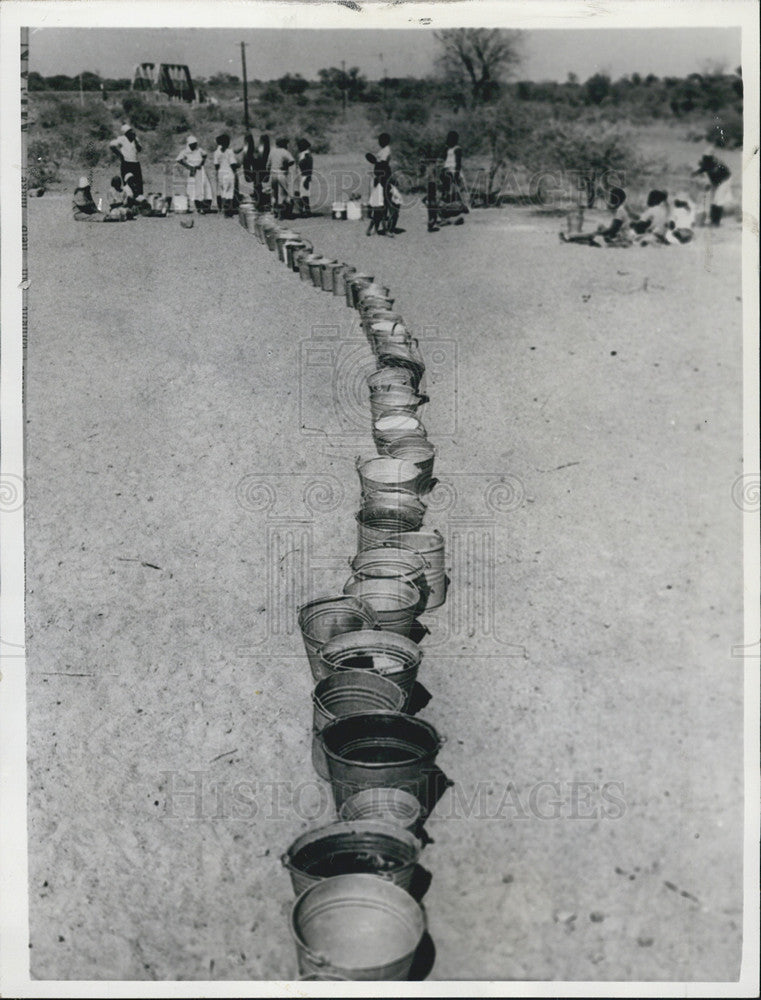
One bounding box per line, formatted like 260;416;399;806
24;182;744;981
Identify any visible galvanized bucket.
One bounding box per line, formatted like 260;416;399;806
376;343;425;390
348;546;429;601
297;596;380;681
339;787;424;833
343;578;422;636
347;274;375;310
332;263;352;298
357;282;391;304
369;391;427;426
367;368;414;393
282;819;421;895
299;252;322;282
290;873;426;980
317;629;422;704
275;229;301;261
341;266;357;304
319;711;445;809
264;224;279;251
356;509;425;552
311;671;405;779
285;239;312;270
382;437;436;487
367;322;411;355
319;259;339;291
356;456;428;498
309;257;330;288
372;413;427;453
383;529;447;610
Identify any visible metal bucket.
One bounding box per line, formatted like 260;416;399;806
347;274;375;310
339;787;423;833
357;282;391;304
300;252;322;282
349;546;428;591
264;224;279;251
297;596;380;681
356;456;428;498
319;712;445;809
276;229;300;261
369;391;427;426
311;671;405;779
368;322;411;354
282;819;421;895
285;239;312;269
382;437;436;486
343;578;422;636
367;368;414;393
342;267;357;305
318;629;422;705
290;873;426;980
356;507;425;552
383;529;447;610
320;259;339;292
372;413;427;453
332;264;351;297
376;345;425;391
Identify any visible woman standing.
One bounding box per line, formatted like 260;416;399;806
176;135;213;214
252;134;271;209
213;133;239;217
442;130;463;204
237;133;257;200
267;137;295;219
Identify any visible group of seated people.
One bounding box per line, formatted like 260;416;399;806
72;175;167;222
560;187;697;248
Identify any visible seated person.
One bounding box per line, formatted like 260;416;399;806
560;186;632;246
72;176;103;221
631;189;670;244
665;191;695;244
106;175;135;220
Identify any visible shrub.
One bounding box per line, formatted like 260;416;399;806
707;110;743;149
27;137;60;188
122;95;160;130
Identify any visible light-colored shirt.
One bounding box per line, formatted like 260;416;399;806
214;147;238;172
110;135;140;161
177;146;207;168
267;147;294;174
376;145;391;163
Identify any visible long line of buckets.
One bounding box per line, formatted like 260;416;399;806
240;200;453;981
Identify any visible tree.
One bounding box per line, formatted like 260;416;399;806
434;28;523;105
584;73;611;105
278;73;309;96
317;66;366;102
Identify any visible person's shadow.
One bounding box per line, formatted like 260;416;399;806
408;931;436;980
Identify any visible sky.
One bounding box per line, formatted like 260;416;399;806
28;26;742;83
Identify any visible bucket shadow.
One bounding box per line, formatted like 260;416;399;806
407;863;433;902
408;620;430;644
420;765;453;817
406;681;432;715
407;931;436;980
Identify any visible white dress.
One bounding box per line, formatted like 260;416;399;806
177;145;213;203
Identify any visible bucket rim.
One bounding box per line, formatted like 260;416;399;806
289;872;426;970
282;818;422;871
297;594;379;630
318;627;421;661
319;710;444;766
311;671;406;714
339;786;424;823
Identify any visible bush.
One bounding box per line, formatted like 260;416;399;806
27;137;60;188
122;95;160;130
707;110;743;149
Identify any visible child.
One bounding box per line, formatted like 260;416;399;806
295;138;314;217
365;152;387;236
442;130;463;203
106;175;134;220
665;191;695;244
213;133;238;217
631;189;670;245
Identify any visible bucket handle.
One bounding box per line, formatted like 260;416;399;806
280;851;294;870
302;946;329;968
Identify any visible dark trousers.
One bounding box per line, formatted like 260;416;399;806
121;161;143;197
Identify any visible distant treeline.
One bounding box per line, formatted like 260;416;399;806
28;67;743;119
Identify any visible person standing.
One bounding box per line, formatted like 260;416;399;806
267;137;295;218
295;138;314;217
252;134;271;209
109;124;144;197
213;133;239;217
236;133;257;200
176;135;213;214
692;150;732;226
373;132;396;234
442;130;463;204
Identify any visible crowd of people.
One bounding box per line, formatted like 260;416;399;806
559;150;732;249
73;122;732;243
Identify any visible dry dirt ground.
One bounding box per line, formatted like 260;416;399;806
24;174;744;982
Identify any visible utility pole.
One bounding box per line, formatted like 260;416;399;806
79;72;84;108
341;58;347;119
240;42;250;131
